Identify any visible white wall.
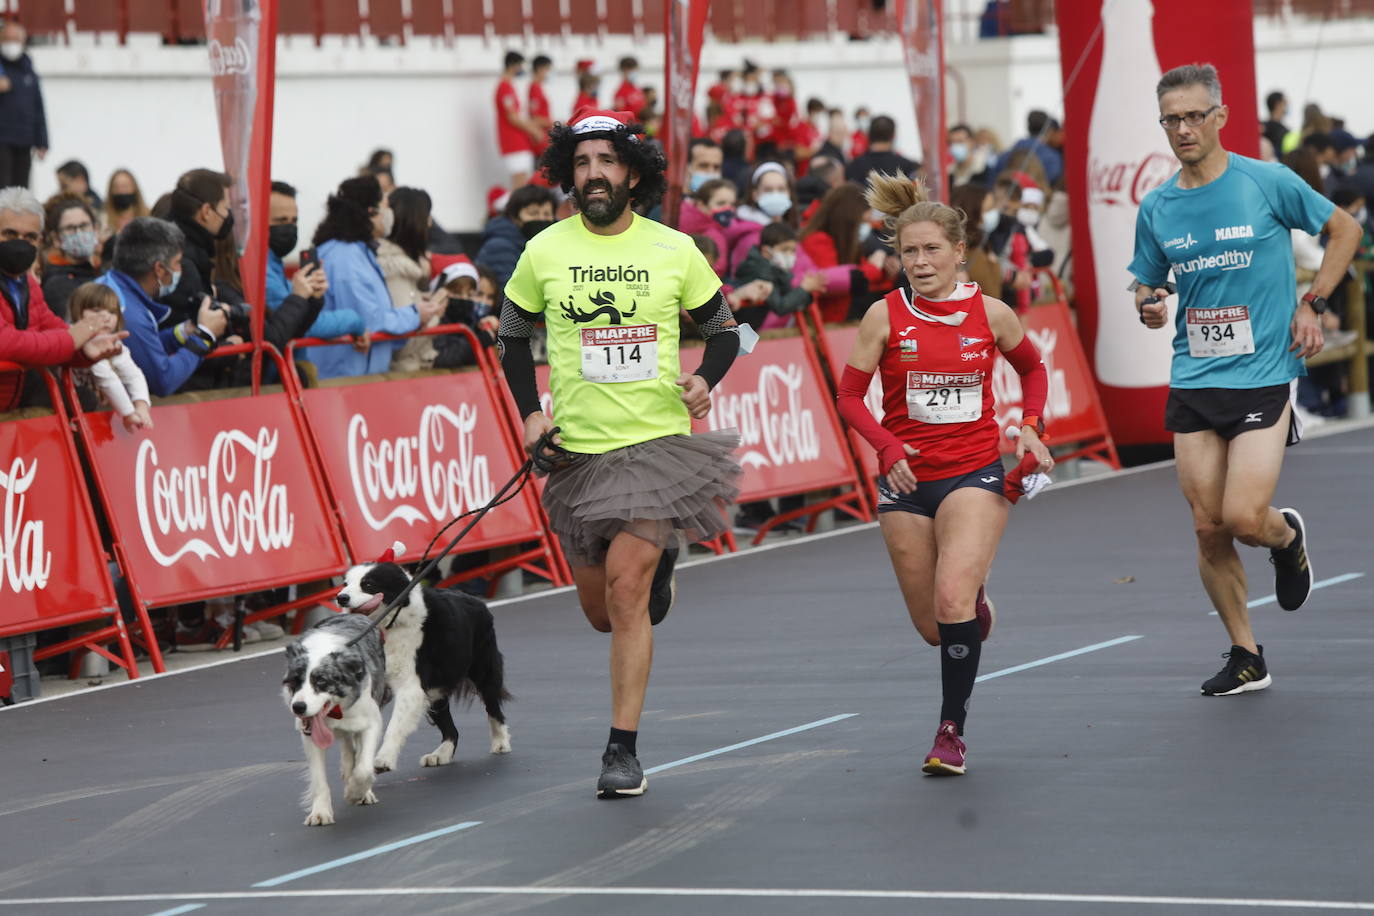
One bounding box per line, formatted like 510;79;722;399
23;17;1374;245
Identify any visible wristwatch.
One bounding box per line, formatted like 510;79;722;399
1301;292;1328;314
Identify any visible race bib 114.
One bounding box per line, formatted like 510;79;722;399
580;324;658;383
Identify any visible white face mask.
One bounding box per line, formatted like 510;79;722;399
380;207;395;237
770;249;796;271
980;208;1000;234
0;42;22;61
756;191;792;219
1017;208;1041;228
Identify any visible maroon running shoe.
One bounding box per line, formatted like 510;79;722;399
921;720;967;776
975;586;996;642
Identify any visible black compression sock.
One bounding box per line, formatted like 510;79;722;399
608;727;638;756
938;619;982;735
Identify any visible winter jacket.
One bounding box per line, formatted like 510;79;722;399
376;238;437;371
96;270;204;397
266;250;363;341
159;216;245;326
729;247;813;332
677;201;754;278
0;273;78;410
801;231;891;323
475;217;525;292
40;254;101;321
0;52;48;148
303;238;419;380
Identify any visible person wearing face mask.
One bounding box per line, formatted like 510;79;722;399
263;180;350;342
163;168;242;325
0;186;125;411
1326;130;1362;194
93;216;226;398
476;183;557;292
0;21;47;189
55;160;102;211
729;221;825;332
684;137;723;196
677;178;752;277
103;168;148;243
40;196;103;320
801;182;899;323
496;51;543;189
381;186;454;371
304;174;435;380
612;56;646;122
947;123;992;190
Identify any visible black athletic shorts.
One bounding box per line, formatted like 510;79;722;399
876;459;1005;519
1164;381;1302;446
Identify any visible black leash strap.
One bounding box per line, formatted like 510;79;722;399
342;427;567;646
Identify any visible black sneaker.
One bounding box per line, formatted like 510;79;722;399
596;743;647;798
1270;508;1313;611
647;540;679;626
1201;645;1272;696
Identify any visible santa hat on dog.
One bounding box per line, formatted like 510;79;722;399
376;541;406;563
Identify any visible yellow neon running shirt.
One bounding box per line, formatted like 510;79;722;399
504;212;722;454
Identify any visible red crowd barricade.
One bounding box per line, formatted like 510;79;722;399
0;364;135;678
67;343;351;658
691;330;872;542
287;325;567;592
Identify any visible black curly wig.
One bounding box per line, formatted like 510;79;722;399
539;121;668;212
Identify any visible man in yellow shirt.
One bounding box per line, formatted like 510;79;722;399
499;108;743;798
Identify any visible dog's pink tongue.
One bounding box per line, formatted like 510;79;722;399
310;712;335;750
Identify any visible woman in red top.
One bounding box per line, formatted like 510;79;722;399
801;184;898;323
836;172;1052;777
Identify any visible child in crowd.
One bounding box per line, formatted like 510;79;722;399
392;261;502;371
730;222;826;331
679;178;753;276
68;282;153;433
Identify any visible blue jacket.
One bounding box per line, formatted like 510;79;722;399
0;53;47;148
98;270;201;397
475;217;525;292
266;251;365;340
303;239;419;379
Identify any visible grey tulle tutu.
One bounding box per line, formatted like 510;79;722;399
540;430;742;566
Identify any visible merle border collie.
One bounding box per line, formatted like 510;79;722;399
336;561;512;773
282;613;389;826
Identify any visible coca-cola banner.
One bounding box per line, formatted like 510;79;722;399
819;305;1117;475
302;372;547;564
662;0;711;227
692;334;864;502
1056;0;1258;445
896;0;948;199
205;0;278;340
0;416;116;636
85;395;345;606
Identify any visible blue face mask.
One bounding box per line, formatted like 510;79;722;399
949;141;970;163
689;171;718;193
158;265;181;298
756;190;792;219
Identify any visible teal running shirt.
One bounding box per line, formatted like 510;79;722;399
1129;153;1334;390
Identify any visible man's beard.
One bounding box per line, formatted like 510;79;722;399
574;177;633;226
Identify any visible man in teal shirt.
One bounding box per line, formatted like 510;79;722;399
1129;64;1361;696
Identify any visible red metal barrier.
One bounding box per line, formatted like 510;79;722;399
66;343;350;658
287;325;567;592
0;364;137;678
691;331;872;543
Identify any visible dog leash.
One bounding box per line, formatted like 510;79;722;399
342;427;573;647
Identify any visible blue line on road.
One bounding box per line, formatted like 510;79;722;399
976;635;1144;682
252;821;482;888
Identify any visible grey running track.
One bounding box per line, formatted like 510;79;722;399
2;425;1372;915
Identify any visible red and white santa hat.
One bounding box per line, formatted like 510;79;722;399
568;107;638;138
375;541;407;563
486;185;511;218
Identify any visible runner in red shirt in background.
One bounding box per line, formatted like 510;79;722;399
850;107;871;159
495;50;544;188
612;56;646;117
768;70;801;162
836;172;1053;779
528;54;554;160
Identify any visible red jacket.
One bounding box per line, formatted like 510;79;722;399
801;231;890;324
0;273;78;410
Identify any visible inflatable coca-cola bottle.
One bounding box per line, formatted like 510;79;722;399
1086;0;1177;388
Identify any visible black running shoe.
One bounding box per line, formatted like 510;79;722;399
596;743;647;798
1270;508;1312;611
1200;645;1271;696
647;540;679;626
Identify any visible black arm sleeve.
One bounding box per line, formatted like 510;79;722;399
497;296;543;420
685;290;739;390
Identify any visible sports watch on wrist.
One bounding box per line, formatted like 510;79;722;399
1301;292;1328;314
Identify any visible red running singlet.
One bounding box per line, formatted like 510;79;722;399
877;284;1001;479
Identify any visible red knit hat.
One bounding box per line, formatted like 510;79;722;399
486;185;510;218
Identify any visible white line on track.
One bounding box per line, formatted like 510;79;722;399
1208;572;1365;615
251;821;482;888
10;885;1374;909
145;906;206;916
643;713;858;775
976;635;1144;682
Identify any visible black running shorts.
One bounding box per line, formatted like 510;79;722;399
876;459;1006;519
1164;381;1302;445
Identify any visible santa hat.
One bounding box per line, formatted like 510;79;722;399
569;107;637;138
575;58;596;74
487;185;511;218
376;540;407;563
430;260;480;294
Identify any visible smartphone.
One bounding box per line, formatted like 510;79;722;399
298;248;317;272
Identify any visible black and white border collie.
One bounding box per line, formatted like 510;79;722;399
336;561;512;773
282;613;389;826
